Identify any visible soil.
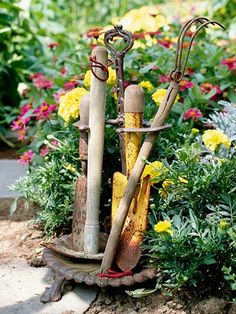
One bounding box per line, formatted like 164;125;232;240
0;143;18;159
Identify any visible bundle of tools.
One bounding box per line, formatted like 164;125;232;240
41;17;224;303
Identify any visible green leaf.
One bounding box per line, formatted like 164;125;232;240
189;209;199;231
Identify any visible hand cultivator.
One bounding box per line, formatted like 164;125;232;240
41;17;224;303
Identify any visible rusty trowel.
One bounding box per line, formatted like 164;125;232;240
111;85;151;271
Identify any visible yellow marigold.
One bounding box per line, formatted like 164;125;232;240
58;87;88;122
218;220;229;229
191;128;199;135
154;220;173;235
178;176;188;184
159;179;174;198
83;70;91;89
202;129;231;151
152;88;179;106
83;68;116;88
138;80;154;91
141;161;167;184
116;6;168;33
65;164;76;173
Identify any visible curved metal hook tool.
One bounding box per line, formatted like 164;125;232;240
104;25;134;174
170;17;225;82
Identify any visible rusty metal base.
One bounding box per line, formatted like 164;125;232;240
41;234;157;303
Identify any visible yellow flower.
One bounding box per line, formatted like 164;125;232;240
65;164;76;173
191;128;199;135
218;220;229;229
178;176;188;184
83;68;116;88
152;88;179;106
138;80;154;91
159;179;174;198
154;220;173;235
116;6;168;33
202;129;231;151
141;161;167;184
83;70;91;89
58;87;88;122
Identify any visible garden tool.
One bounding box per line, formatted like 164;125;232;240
72;94;89;251
104;25;134;175
111;85;151;271
84;46;108;254
101;17;225;273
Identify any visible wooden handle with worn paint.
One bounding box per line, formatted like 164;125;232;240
124;85;144;177
72;94;90;251
84;46;108;254
101;81;179;272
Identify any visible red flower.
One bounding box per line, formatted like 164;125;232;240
221;57;236;70
40;145;50;157
34;102;57;120
158;39;172;48
17;126;28;141
200;83;222;96
179;79;194;91
183;108;203;121
11;117;29;130
133;32;146;39
18;150;34;165
32;74;53;89
60;67;67;76
159;74;170;83
47;42;59;49
185;68;195;76
86;27;103;39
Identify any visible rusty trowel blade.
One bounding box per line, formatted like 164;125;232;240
115;177;150;271
72;176;87;251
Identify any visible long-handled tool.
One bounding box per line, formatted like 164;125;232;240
112;85;151;271
101;17;225;273
72;94;89;251
84;46;108;254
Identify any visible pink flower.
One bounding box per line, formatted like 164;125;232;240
29;73;43;80
183;108;203;121
19;103;32;117
40;145;50;157
34;102;57;120
18;150;34;165
11;117;29;130
159;74;170;83
47;42;59;49
53;90;65;103
17;126;28;141
64;81;78;90
32;74;53;89
221;57;236;70
51;140;59;147
179;79;194;91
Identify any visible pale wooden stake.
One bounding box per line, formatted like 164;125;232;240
84;46;108;254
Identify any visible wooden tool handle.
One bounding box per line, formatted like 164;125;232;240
101;81;179;272
84;46;108;254
124;85;144;177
